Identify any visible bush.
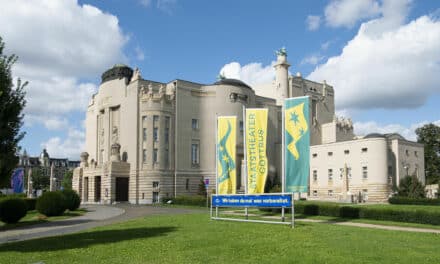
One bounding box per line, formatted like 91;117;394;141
23;198;37;211
359;207;440;225
0;198;27;224
303;204;319;215
172;195;207;207
61;189;81;211
36;191;66;216
389;196;440;206
340;206;360;218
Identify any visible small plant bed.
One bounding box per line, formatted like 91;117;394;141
0;209;87;231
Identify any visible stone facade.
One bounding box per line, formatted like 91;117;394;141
74;51;424;204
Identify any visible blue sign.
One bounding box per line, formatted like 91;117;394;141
11;168;24;193
212;194;292;207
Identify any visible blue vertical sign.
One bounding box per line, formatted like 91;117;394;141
11;168;24;193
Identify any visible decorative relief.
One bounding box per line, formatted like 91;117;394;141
112;126;119;144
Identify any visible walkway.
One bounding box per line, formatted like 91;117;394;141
0;204;204;244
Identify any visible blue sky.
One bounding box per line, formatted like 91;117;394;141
0;0;439;159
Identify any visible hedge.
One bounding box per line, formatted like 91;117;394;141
23;198;37;211
0;198;28;224
36;191;66;216
295;201;440;225
162;195;207;207
388;196;440;206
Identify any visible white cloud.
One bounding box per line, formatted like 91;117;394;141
0;0;128;158
157;0;177;15
41;128;85;159
324;0;381;28
301;55;325;65
135;46;145;61
308;4;440;110
140;0;152;8
219;61;275;86
306;15;321;31
354;120;440;141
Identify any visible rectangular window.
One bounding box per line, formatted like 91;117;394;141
328;169;333;180
362;166;368;179
328;190;333;197
192;119;199;129
164;148;169;168
153;115;159;125
328;152;333;156
313;170;318;181
153;128;158;142
312;153;317;158
405;149;409;156
143;149;147;163
143;128;147;141
153;192;159;203
344;150;350;154
165;116;170;144
414;151;418;157
186;178;190;190
153;181;159;188
361;147;368;153
191;142;200;165
313;190;317;196
153;148;158;163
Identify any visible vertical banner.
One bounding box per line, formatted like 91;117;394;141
11;168;24;193
217;116;237;194
284;96;310;193
246;108;268;194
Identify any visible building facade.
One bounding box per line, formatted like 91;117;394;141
73;50;424;204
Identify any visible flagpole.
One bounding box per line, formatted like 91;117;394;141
281;99;286;221
243;106;248;219
215;113;218;194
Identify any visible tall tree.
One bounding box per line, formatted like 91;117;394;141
0;36;27;187
416;123;440;184
61;170;73;190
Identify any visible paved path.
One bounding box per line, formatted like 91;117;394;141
0;205;205;244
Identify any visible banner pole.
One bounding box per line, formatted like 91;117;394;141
215;114;218;195
281;99;285;221
243;106;248;219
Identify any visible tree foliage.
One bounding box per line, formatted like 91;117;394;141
31;168;49;191
0;36;27;187
397;176;425;199
61;170;73;190
416;123;440;184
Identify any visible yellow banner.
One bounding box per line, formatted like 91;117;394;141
217;116;236;194
246;109;268;194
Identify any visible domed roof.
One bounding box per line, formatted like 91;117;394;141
101;64;133;84
213;78;252;90
364;133;386;139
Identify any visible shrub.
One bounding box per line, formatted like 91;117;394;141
397;176;425;198
359;207;440;225
162;195;207;206
0;198;27;224
23;198;37;211
388;196;440;206
61;189;81;211
36;191;66;216
303;204;319;215
340;206;360;218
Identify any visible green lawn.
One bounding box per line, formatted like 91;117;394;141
0;213;439;264
0;209;87;231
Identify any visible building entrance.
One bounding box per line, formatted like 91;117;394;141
94;176;101;202
115;177;129;202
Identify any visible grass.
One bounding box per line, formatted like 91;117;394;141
0;209;87;231
0;213;439;264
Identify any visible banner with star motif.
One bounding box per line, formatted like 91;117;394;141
284;97;310;193
217;116;237;194
246;108;268;194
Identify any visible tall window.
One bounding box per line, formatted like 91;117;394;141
164;148;169;168
362;166;368;179
191;141;200;165
153;128;158;142
153;181;159;188
165;116;170;144
313;170;318;181
192;119;199;129
328;169;333;180
186;178;190;190
153;148;158;164
143;149;147;163
328;190;333;196
143;128;147;141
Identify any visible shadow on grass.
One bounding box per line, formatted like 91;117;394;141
0;226;177;252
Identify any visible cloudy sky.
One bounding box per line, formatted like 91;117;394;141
0;0;439;159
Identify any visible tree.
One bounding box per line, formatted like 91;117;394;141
397;175;425;199
31;168;49;191
416;123;440;184
61;170;73;190
0;36;27;187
